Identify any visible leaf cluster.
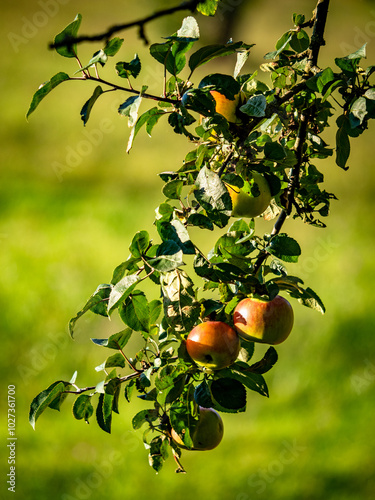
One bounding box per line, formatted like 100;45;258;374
28;6;374;473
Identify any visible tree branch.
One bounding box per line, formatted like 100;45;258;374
49;0;206;50
252;0;330;275
86;75;180;105
63;371;140;395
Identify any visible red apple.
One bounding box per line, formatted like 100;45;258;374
233;295;294;345
227;172;272;218
186;321;240;370
171;406;224;451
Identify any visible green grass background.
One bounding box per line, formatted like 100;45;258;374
1;0;375;499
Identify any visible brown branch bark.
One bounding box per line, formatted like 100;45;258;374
49;0;205;50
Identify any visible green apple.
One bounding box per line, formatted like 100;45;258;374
171;406;224;451
186;321;240;370
227;172;272;218
233;295;294;345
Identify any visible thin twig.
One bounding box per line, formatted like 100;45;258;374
63;371;140;395
49;0;205;50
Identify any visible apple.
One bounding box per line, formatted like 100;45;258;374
210;90;242;124
186;321;240;370
171;406;224;451
227;172;272;218
233;295;294;345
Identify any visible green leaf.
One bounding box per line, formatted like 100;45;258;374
290;30;309;53
149;300;162;324
264;32;293;59
266;234;301;263
29;381;66;429
116;54;141;79
344;43;367;60
187;213;214;230
155;365;187;405
167;16;200;42
96;393;111;433
103;353;126;369
237;339;255;363
195;166;232;228
118;95;142;127
147;241;184;273
161;269;199;333
111;258;140;285
48;387;70;411
72;394;94;422
69;284;112;337
104;37;124;57
198;73;241;100
150;38;194;76
272;277;325;314
156;218;195;255
234;46;254;79
210;378;246;413
148;435;169;472
129;230;150;258
196;0;220;16
181;88;216;116
162;179;184;200
335;45;366;75
194;380;214;407
219;364;269;397
264;141;286;161
26;72;70;119
54;13;82;58
76;50;108;73
155;364;186;391
350;97;368;125
91;329;133;350
189;41;245;73
80;85;103;126
364;88;375;100
240;95;267;117
119;291;150;333
335;115;351;169
169;404;196;449
248;347;278;374
132;409;159;430
107;275;140;313
126;107;166;152
95;378;121;433
293;13;305;26
296;287;325;314
316;67;335;93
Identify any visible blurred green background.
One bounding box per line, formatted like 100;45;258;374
1;0;375;499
